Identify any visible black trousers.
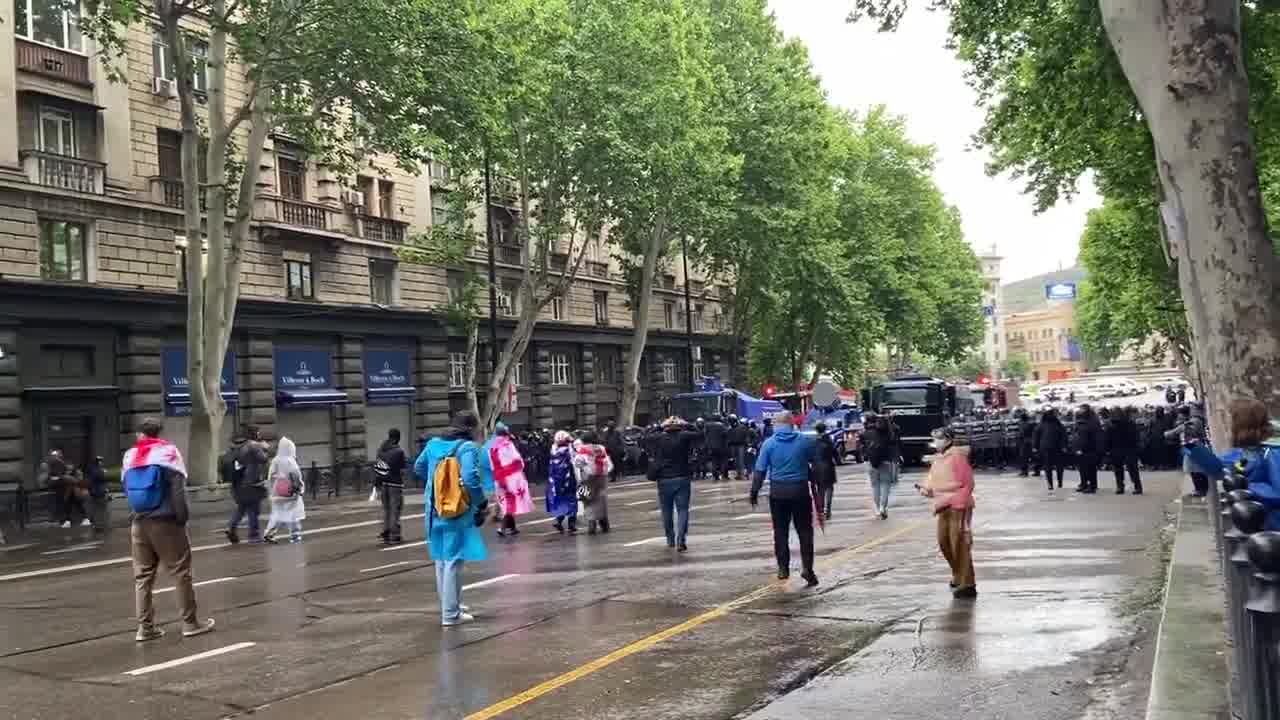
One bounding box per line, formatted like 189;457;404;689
1042;451;1065;488
1191;472;1210;496
1078;455;1099;491
769;493;815;574
1111;453;1141;491
710;449;729;479
1019;445;1034;475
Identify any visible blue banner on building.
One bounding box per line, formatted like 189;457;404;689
275;348;349;407
364;349;415;404
1045;282;1077;300
161;347;238;417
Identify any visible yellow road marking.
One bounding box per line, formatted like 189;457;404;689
463;518;930;720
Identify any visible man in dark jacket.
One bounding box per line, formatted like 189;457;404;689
1017;410;1037;477
751;412;819;586
1165;404;1209;496
374;428;409;544
650;417;703;551
1072;405;1105;494
727;416;751;480
1107;407;1143;495
1034;408;1068;490
127;418;215;641
86;455;109;531
813;423;840;520
604;421;625;483
703;415;730;481
224;425;269;544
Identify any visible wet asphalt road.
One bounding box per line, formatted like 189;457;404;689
0;464;1180;720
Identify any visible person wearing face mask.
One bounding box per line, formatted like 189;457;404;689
918;427;977;599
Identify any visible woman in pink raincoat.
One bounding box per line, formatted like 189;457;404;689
488;423;533;536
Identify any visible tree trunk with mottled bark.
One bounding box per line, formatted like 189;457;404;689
1101;0;1280;439
619;221;668;425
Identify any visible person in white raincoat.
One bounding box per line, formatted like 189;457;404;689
264;437;306;543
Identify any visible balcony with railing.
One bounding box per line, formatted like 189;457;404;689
149;177;208;210
259;196;335;232
588;261;609;279
356;214;408;244
20;150;104;194
16;39;91;86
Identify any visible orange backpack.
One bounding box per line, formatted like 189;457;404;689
433;442;471;520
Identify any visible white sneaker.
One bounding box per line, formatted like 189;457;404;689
442;612;475;627
60;521;71;529
81;519;91;527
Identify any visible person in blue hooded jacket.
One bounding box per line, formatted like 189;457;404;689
1183;398;1280;527
751;412;819;586
415;411;488;627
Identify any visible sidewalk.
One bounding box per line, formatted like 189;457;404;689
1144;489;1230;720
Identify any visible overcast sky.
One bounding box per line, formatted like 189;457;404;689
767;1;1100;283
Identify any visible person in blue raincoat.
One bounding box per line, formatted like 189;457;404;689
1183;398;1280;528
545;430;578;534
415;411;488;627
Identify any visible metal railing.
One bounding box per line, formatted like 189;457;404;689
151;177;208;211
20;150;105;194
15;38;91;85
1215;471;1280;720
357;214;407;244
276;197;330;230
588;261;609;278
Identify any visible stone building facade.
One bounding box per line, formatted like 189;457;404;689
0;9;734;486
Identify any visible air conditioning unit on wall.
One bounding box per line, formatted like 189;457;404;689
343;189;365;207
153;77;178;98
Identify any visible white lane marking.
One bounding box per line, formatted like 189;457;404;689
525;517;557;526
379;541;427;553
41;542;103;556
462;573;520;590
0;513;428;583
623;536;668;547
626;500;654;507
649;502;721;515
359;561;420;574
732;513;766;520
0;543;37;553
156;576;238;594
123;642;256;676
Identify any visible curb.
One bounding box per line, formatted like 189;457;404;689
1145;493;1230;719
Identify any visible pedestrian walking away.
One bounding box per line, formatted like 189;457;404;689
703;415;730;481
373;428;409;545
863;412;900;518
86;455;109;531
546;431;578;535
752;412;819;586
264;438;306;543
223;427;269;544
919;427;977;599
604;421;625;483
813;422;839;520
650;416;702;551
416;411;488;628
727;415;751;480
575;431;614;534
486;423;533;537
1034;408;1068;491
1072;405;1105;494
122;417;215;641
1106;406;1143;495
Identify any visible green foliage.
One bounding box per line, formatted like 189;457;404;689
1075;199;1190;366
849;0;1280;361
1001;353;1031;381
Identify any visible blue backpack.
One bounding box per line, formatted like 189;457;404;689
124;465;167;513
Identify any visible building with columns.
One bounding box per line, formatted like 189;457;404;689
0;9;732;487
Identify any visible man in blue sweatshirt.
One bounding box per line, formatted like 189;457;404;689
751;413;819;586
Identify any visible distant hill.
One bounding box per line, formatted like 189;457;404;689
1001;266;1088;314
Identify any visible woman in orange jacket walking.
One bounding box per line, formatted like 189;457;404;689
919;427;977;599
